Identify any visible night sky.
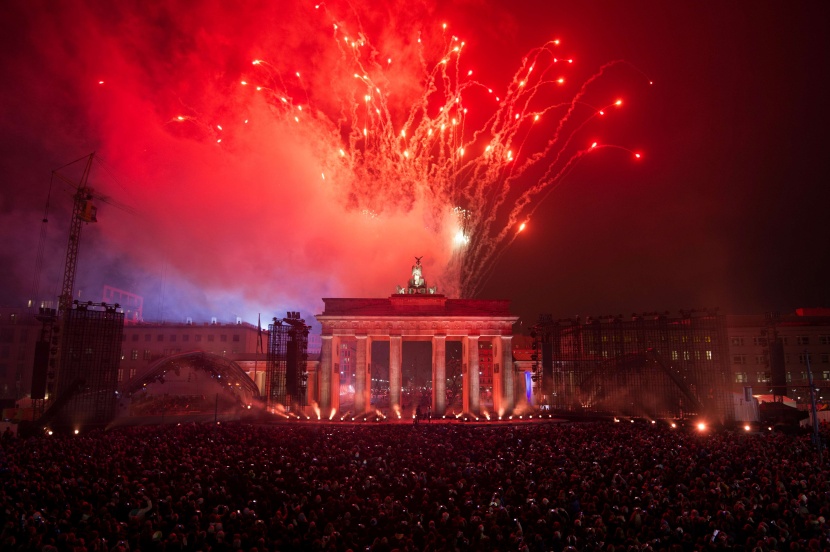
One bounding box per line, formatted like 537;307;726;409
1;1;828;329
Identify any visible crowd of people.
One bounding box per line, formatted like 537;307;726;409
1;419;829;551
128;395;211;416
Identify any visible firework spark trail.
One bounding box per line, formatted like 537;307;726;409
238;11;646;298
470;60;634;292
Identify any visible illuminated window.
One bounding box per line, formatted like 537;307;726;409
143;350;151;360
706;351;713;360
757;371;770;383
735;372;748;383
131;349;138;360
671;351;678;361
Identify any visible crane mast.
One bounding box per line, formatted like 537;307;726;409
58;153;97;315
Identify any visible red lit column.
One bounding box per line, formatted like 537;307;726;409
433;335;446;415
463;335;480;414
320;335;333;413
499;335;514;414
390;335;402;412
355;335;369;414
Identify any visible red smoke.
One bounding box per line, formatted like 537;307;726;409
3;0;471;323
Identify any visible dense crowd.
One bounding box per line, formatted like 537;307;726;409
1;420;829;551
129;395;214;416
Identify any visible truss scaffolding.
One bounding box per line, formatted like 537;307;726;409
265;312;310;411
49;302;124;429
532;311;732;421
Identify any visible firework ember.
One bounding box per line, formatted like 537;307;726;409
1;1;653;323
230;8;647;297
3;1;826;325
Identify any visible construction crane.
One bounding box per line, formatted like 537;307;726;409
48;152;135;312
31;153;134;417
54;154;98;315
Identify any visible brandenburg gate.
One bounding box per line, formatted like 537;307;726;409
314;259;519;417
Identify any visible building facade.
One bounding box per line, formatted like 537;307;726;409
0;307;41;401
532;311;732;421
316;294;519;417
725;309;830;406
118;321;263;385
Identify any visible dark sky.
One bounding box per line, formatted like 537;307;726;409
1;1;828;329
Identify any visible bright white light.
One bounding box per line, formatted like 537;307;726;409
453;230;469;247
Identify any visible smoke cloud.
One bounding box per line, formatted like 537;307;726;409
1;0;468;324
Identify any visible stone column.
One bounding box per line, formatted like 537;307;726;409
355;336;368;414
463;335;480;414
365;337;373;411
389;335;402;412
366;337;375;410
500;335;514;414
319;335;333;413
331;337;340;416
432;335;446;415
492;337;504;416
305;363;317;417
